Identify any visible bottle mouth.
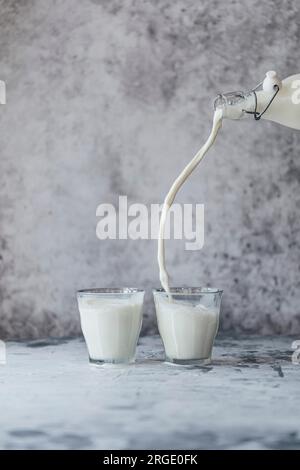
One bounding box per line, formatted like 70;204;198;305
214;94;226;110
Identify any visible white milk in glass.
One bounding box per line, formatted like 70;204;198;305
78;289;144;364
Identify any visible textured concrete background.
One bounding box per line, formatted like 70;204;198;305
0;0;300;339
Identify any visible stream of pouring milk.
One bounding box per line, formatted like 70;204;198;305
158;108;223;295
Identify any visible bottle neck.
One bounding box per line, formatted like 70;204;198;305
214;91;256;120
215;89;281;121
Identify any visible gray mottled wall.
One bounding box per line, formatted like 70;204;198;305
1;0;300;339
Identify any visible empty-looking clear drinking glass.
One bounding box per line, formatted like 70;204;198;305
77;288;144;364
153;287;223;365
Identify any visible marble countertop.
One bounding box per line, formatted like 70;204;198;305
0;335;299;450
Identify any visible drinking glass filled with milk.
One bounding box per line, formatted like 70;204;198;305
77;288;144;364
153;288;223;365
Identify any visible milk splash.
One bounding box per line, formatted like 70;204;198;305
158;108;223;295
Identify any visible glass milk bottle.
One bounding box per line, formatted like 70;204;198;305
214;71;300;130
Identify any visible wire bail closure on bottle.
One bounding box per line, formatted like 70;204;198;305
244;81;280;121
